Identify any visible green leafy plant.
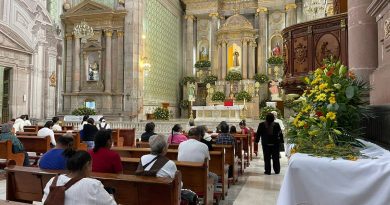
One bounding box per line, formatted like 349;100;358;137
179;100;189;109
254;73;269;84
153;107;170;120
204;75;218;85
259;106;281;120
225;71;242;81
72;107;96;116
235;91;252;102
195;60;211;68
267;56;284;65
212;91;226;102
181;76;196;86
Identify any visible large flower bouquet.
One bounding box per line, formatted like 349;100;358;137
225;71;242;81
153;107;170;120
236;91;252;102
72;107;96;115
288;60;370;159
260;106;281;120
212;91;226;102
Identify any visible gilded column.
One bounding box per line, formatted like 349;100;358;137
257;7;268;74
65;33;73;93
249;41;256;79
105;29;112;93
72;36;80;92
217;42;222;79
185;15;195;76
285;3;297;27
209;13;219;76
221;41;227;80
242;39;248;79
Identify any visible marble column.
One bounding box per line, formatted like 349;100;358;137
296;1;304;23
185;15;195;76
117;30;124;94
65;33;73;94
210;13;219;76
105;29;112;93
242;39;248;79
221;41;227;80
257;7;268;74
249;41;256;79
217;42;222;79
72;36;80;93
348;0;377;84
285;3;297;27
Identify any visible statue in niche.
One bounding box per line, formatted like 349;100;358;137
272;42;281;57
233;50;240;67
88;61;99;81
188;83;196;102
269;80;282;101
199;46;209;61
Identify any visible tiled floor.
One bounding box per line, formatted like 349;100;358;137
0;152;288;205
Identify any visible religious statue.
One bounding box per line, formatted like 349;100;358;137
49;72;56;87
233;50;240;67
199;47;209;61
269;80;282;101
188;83;196;102
272;43;281;57
88;61;99;81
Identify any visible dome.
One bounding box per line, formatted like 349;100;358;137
221;14;254;30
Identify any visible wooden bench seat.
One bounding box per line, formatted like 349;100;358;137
0;199;30;205
16;136;51;154
5;166;181;205
234;134;249;169
53;132;87;151
0;141;24;166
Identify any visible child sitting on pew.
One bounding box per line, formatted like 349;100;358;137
39;134;74;170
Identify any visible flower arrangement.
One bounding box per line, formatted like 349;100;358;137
288;60;370;159
72;107;96;115
225;71;242;81
195;60;211;68
267;56;284;65
153;107;170;120
212;91;226;102
259;106;281;120
181;76;196;86
254;73;269;84
236;91;252;102
204;75;218;85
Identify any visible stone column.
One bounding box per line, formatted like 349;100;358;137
242;39;248;79
210;13;219;76
105;29;113;93
65;33;73;94
257;7;268;74
249;41;256;79
221;41;227;80
296;1;304;23
72;36;80;92
348;0;377;84
285;3;297;27
117;30;124;94
217;42;222;79
185;15;195;76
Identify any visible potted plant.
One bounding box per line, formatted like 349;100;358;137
236;91;252;102
225;71;242;81
254;73;269;84
153;107;170;120
195;60;211;69
72;107;96;116
181;76;196;86
211;91;226;102
204;75;218;85
267;56;284;65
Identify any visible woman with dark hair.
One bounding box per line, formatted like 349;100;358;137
229;126;237;134
42;150;117;205
52;116;62;131
255;113;283;175
39;134;74;170
198;126;213;151
88;130;123;173
141;122;156;142
239;120;249;134
82;118;98;149
167;124;188;144
38;121;56;146
0;123;29;166
23;115;32;126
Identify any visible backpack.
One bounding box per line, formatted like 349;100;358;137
99;123;108;130
44;175;83;205
135;155;169;176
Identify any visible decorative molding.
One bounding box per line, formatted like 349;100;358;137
385;18;390;40
285;3;297;11
257;7;268;13
367;0;388;18
209;12;219;18
117;30;124;37
66;33;73;40
104;29;113;37
294;43;307;64
185;15;196;21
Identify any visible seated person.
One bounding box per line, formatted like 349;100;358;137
167;124;188;144
82;118;98;149
230;126;237;134
37;121;56;146
52;116;62;131
141;122;156;142
88;130;123;173
198;126;213;151
239;120;250;134
0;123;29;166
42;150;117;205
215;123;236;145
39;134;74;170
136;134;177;178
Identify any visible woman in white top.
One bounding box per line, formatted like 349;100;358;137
97;117;111;130
37;121;56;146
42;150;117;205
51;116;62;131
78;115;90;131
23;115;32;126
13;115;26;133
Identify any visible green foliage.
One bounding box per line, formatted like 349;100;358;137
181;76;196;86
212;91;226;102
195;60;211;68
259;106;281;120
254;73;269;84
267;56;284;65
153;107;170;120
225;71;242;81
179;100;189;109
235;91;252;102
204;75;218;85
71;107;96;116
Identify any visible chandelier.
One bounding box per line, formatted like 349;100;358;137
304;0;327;20
73;20;94;43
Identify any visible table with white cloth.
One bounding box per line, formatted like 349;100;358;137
277;140;390;205
192;105;244;122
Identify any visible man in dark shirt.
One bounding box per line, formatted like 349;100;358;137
215;123;236;145
82;118;98;149
141;122;156;142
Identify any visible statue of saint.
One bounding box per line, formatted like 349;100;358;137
92;62;99;80
233;50;240;67
269;80;282;101
188;83;196;102
272;43;281;57
199;47;208;61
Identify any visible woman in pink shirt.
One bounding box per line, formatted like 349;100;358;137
167;124;188;144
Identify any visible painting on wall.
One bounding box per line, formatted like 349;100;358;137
270;34;283;56
227;43;242;73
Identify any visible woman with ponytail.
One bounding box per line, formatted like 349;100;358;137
167;124;188;144
39;134;75;170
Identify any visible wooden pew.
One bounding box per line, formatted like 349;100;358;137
118;129;136;146
0;141;24;166
0;200;30;205
53;132;87;151
5;166;181;205
61;125;73;131
111;129;123;147
122;158;214;205
22;126;38;133
136;141;180;149
212;144;239;183
16;136;51;154
15;132;37;136
234;133;250;168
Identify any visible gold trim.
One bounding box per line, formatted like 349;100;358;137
117;30;124;37
285;3;297;11
385;18;390;39
65;33;73;40
104;29;113;37
257;7;268;13
209;12;219;18
185;15;195;20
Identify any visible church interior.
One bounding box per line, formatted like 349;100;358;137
0;0;389;204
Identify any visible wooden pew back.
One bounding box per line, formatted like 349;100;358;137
53;132;87;151
0;141;24;166
16;136;50;154
118;129;136;146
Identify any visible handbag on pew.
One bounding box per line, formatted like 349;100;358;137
44;175;83;205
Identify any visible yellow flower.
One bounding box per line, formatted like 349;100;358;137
302;105;312;113
308;130;319;136
347;155;358;161
329;96;336;104
314;93;327;102
298;121;305;127
319;116;326;122
293;114;301;127
319;83;328;90
314;69;323;76
325;143;335;149
326;112;336;120
304;77;310;84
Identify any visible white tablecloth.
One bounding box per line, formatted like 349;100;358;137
277;140;390;205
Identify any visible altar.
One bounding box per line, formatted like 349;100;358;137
192;105;244;122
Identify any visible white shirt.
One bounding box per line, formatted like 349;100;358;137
13;118;24;132
52;124;62;131
178;139;210;162
275;118;285;131
37;127;56;146
97;122;111;130
78;121;88;130
42;175;117;205
141;154;177;178
24;120;32;126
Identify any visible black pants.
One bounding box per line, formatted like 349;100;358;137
262;144;280;174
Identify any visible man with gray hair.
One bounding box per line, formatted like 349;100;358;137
271;111;285;131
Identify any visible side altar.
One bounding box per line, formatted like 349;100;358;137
192;105;244;122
